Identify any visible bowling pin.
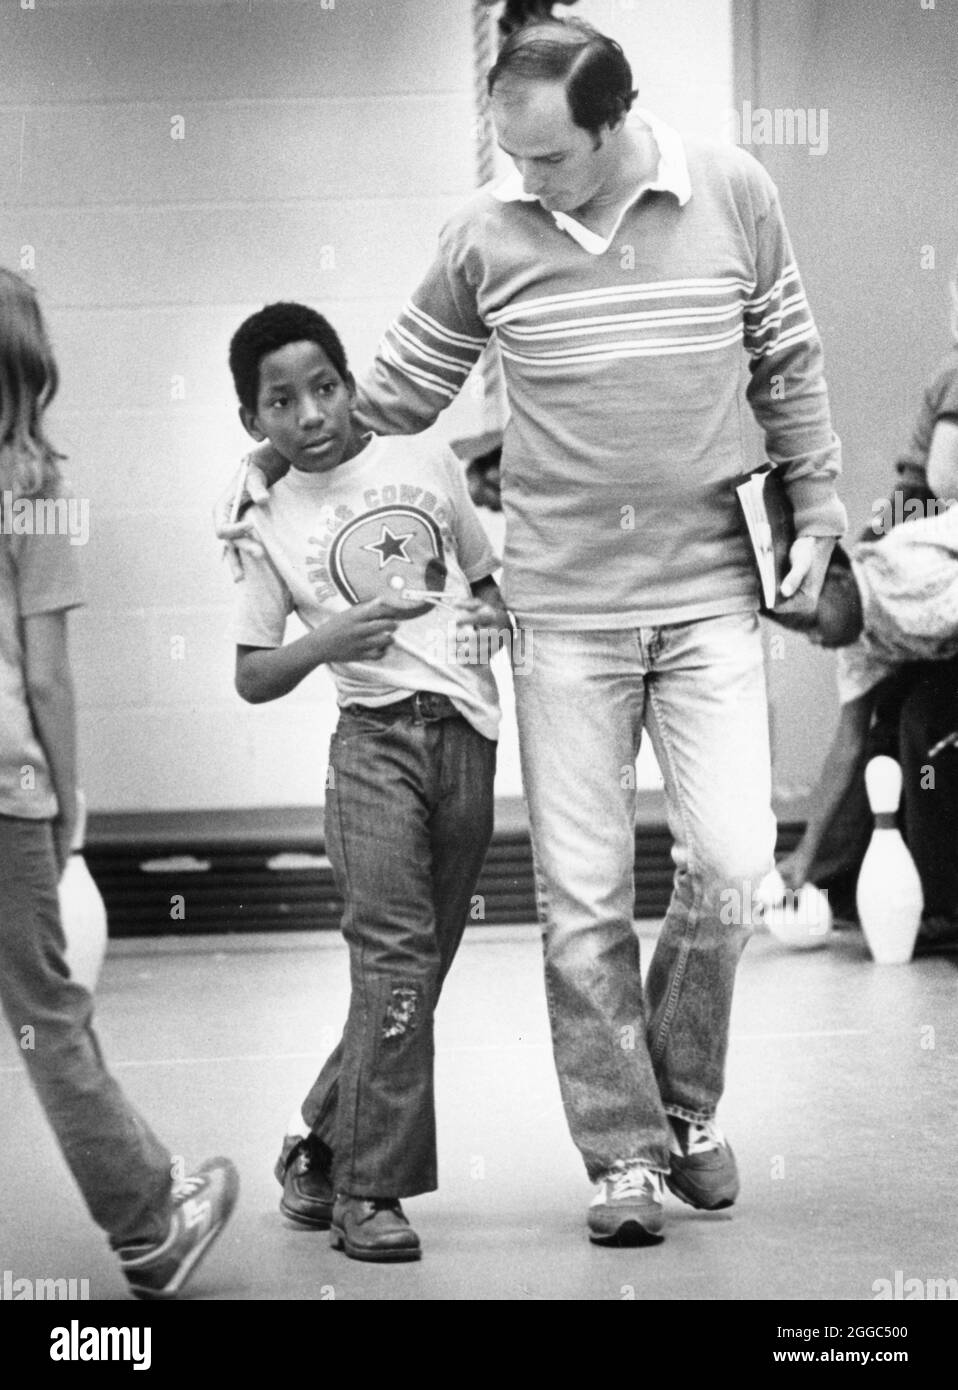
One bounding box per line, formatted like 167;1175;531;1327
856;757;923;964
58;791;108;992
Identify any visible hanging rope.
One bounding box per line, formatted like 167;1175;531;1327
472;0;497;188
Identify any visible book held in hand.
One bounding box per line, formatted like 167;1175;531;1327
734;465;813;618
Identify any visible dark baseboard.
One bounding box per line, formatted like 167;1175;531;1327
84;798;806;938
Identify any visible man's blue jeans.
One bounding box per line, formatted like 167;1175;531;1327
301;695;496;1198
513;613;776;1180
0;815;173;1248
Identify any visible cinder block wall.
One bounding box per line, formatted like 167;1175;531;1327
0;0;732;813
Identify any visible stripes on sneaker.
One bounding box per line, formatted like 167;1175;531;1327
591;1162;665;1204
669;1118;727;1157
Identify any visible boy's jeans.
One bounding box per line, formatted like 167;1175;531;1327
0;816;173;1248
301;695;496;1198
512;613;776;1180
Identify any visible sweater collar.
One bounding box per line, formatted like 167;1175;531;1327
491;108;691;255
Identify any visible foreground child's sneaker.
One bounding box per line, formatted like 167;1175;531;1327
587;1162;665;1245
330;1195;421;1263
119;1157;239;1300
666;1117;739;1210
274;1134;334;1229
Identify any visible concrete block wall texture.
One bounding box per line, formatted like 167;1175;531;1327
0;0;732;812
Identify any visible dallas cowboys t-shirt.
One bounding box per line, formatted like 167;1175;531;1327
232;434;501;740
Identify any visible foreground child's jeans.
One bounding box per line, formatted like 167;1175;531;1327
302;696;496;1198
512;613;776;1180
0;815;173;1248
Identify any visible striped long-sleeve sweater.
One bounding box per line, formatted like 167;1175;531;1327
356;112;847;628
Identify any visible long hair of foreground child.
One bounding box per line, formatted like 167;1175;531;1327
0;266;65;501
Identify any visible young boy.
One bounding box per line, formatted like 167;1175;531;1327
772;508;958;951
227;302;507;1261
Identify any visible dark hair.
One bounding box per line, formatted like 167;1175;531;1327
496;0;580;39
0;267;65;498
228;302;349;415
487;15;637;136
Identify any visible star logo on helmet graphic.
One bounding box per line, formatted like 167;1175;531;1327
362;524;415;568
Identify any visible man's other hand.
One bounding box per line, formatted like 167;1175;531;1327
780;535;836;604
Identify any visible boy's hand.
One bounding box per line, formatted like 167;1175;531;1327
453;589;512;662
455;596;507;629
315;599;400;664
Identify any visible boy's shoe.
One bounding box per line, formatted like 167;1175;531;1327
118;1157;239;1301
587;1162;665;1245
330;1195;421;1263
274;1134;334;1229
666;1116;739;1211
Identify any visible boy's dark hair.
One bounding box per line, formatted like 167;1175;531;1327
487;13;637;137
229;302;349;415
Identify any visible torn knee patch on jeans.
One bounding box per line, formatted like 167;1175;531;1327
381;984;420;1041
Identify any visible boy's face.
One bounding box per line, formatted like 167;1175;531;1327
241;340;359;473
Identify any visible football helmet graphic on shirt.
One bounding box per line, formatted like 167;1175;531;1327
327;505;448;621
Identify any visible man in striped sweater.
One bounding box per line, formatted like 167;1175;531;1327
223;16;846;1246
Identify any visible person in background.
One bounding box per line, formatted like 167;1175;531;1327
0;267;238;1300
779;257;958;950
775;526;958;953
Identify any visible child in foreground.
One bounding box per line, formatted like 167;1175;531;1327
228;302;507;1261
0;267;237;1300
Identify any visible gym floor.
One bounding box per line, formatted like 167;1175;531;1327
2;921;956;1303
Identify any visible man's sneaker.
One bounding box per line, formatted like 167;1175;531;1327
118;1157;239;1300
666;1116;739;1211
330;1195;421;1263
587;1162;665;1245
274;1134;334;1229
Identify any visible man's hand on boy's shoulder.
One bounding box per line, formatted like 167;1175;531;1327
214;444;291;580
